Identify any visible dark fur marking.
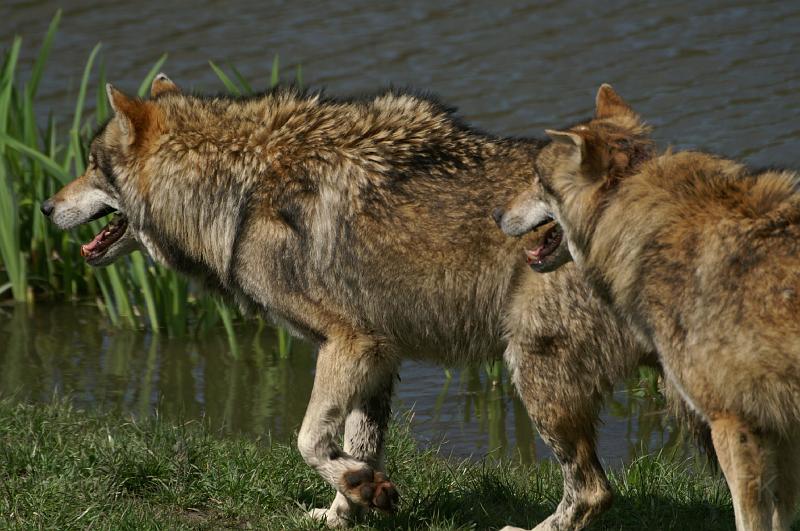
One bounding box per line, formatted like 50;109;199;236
277;202;305;234
141;211;223;289
328;448;343;460
94;144;120;189
582;267;615;308
726;250;765;277
226;188;255;286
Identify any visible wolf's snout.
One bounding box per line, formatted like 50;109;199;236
492;207;504;227
40;199;54;217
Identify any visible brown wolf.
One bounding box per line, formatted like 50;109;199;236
497;84;800;530
43;75;686;530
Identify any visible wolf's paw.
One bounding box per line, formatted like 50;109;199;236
308;507;349;528
499;526;529;531
341;468;399;512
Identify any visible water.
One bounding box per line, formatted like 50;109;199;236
3;1;800;166
0;304;674;464
2;1;798;462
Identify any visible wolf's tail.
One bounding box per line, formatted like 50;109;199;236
662;380;716;465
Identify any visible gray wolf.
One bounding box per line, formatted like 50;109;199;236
497;84;800;530
43;75;691;530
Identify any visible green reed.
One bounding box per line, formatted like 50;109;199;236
0;11;294;342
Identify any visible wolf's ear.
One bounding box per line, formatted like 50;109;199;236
595;84;635;120
546;129;583;149
150;72;180;98
106;83;152;146
545;129;585;176
107;83;130;116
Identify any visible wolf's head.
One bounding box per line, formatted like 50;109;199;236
41;74;180;266
495;84;653;271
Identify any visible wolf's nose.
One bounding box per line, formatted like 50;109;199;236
40;199;54;217
492;207;504;227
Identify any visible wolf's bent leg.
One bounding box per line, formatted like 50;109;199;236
343;367;394;467
308;366;396;526
771;430;800;531
711;416;775;531
299;333;399;523
502;343;612;531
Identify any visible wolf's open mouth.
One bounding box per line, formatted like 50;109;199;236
525;223;563;266
80;214;128;262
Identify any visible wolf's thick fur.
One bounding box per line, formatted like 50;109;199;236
519;85;800;530
46;77;680;530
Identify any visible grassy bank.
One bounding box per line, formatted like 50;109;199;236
0;399;737;530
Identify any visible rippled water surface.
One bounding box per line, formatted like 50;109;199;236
5;1;799;165
2;0;798;462
0;304;675;463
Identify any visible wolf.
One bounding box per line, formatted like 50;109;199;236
495;84;800;530
43;74;688;530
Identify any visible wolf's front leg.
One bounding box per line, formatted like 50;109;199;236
299;334;399;527
309;372;395;526
502;341;613;531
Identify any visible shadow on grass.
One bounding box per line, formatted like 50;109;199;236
357;487;736;531
340;438;738;530
593;494;735;531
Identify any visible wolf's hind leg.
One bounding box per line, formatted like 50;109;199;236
771;430;800;531
308;367;395;526
299;333;399;526
710;416;775;531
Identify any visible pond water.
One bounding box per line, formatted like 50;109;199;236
4;1;799;167
2;1;798;463
0;303;676;464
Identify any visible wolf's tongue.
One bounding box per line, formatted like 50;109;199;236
80;231;106;257
525;246;545;264
527;247;543;259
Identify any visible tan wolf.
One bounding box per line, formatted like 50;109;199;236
496;84;800;530
43;74;694;530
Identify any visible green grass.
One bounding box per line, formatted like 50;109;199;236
0;398;741;530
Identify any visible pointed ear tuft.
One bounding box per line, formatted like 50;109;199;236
595;84;635;119
107;83;125;115
106;83;153;146
107;83;132;138
150;72;180;98
545;129;584;149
